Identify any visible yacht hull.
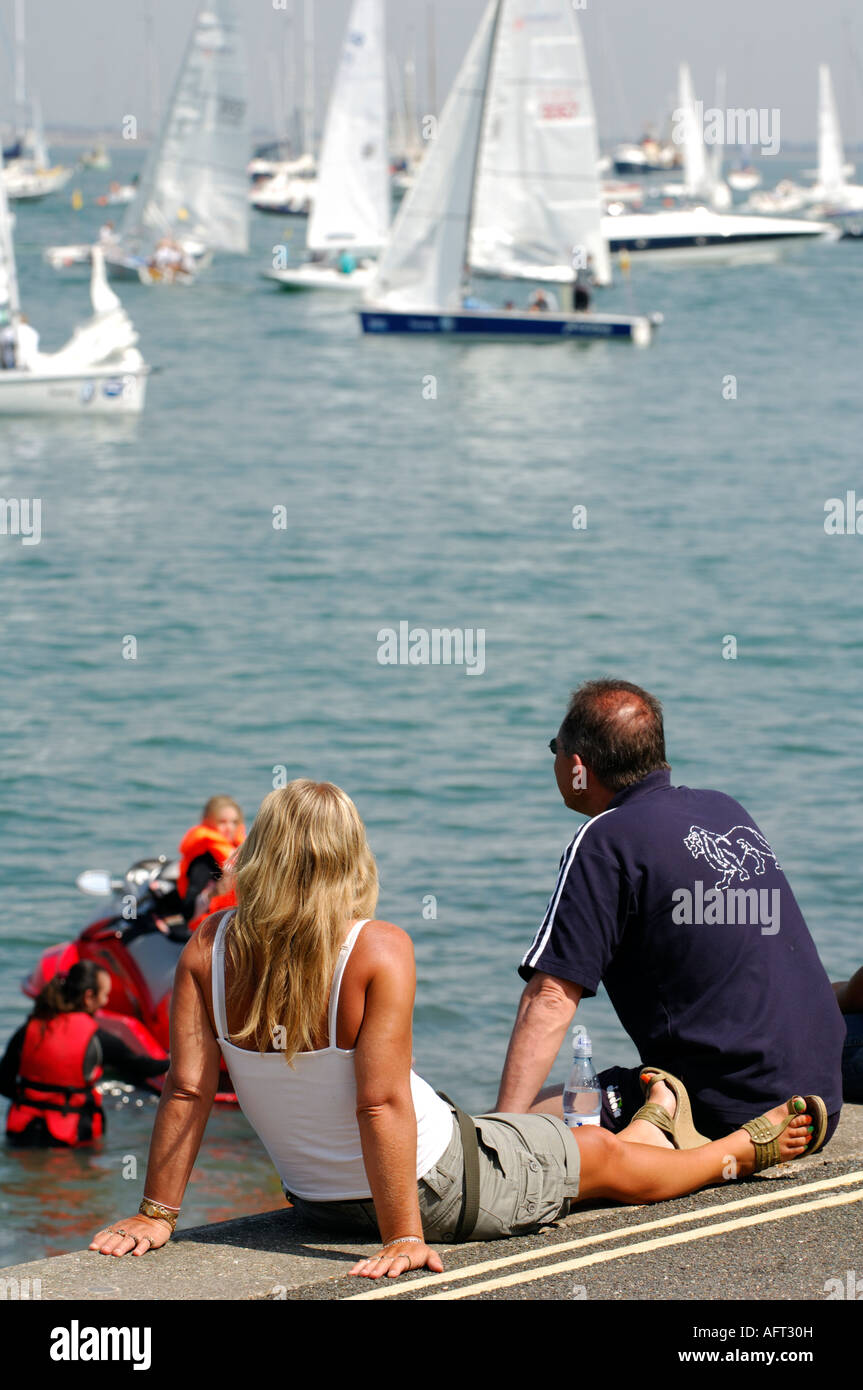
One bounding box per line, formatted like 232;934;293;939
359;307;655;345
0;367;148;415
265;265;376;292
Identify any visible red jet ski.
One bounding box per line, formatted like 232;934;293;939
23;857;237;1105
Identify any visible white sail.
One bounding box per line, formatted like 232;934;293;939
470;0;611;286
369;0;500;311
678;62;708;200
0;148;22;321
306;0;388;253
818;64;845;197
121;0;249;256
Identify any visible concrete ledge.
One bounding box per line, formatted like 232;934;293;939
2;1105;861;1301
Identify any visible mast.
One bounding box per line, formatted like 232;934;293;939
14;0;27;138
403;56;419;159
144;0;161;143
427;1;437;116
303;0;315;158
461;0;503;297
710;68;726;189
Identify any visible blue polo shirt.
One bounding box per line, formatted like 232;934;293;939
520;771;844;1132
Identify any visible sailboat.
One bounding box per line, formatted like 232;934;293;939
747;65;862;226
2;2;71;203
46;1;250;284
360;0;657;344
0;149;148;414
117;0;249;283
808;65;863;231
265;0;388;292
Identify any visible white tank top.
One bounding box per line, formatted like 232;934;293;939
211;913;454;1202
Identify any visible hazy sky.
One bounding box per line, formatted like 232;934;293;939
1;0;861;145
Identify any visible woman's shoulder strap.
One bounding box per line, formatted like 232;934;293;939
210;909;235;1040
327;919;370;1048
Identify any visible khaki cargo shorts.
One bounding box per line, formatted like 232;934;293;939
418;1108;582;1243
285;1109;581;1243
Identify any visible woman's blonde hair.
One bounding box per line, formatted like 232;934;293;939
225;781;378;1061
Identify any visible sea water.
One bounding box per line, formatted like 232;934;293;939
1;152;862;1263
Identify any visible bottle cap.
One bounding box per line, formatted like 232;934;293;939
572;1025;592;1057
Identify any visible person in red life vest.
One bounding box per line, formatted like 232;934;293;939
1;962;169;1147
177;796;245;927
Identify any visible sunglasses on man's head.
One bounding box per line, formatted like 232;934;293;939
549;738;559;755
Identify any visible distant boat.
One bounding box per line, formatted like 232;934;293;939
265;0;388;293
79;144;111;171
602;206;837;265
247;138;296;180
727;148;761;193
250;153;317;215
660;63;730;211
747;65;862;226
0;148;148;414
2;2;71;202
108;0;249;284
727;166;761;192
612;138;680;176
361;0;657;345
808;64;863;231
251;0;318;215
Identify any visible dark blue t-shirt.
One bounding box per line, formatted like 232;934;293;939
520;771;844;1132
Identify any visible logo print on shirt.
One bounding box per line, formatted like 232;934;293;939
683;824;780;892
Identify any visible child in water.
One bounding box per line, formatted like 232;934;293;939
176;796;245;926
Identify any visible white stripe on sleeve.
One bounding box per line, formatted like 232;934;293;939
521;809;617;971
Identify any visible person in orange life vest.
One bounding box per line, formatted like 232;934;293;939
2;962;169;1147
177;796;245;925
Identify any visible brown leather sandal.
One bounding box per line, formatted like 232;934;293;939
742;1094;827;1172
630;1067;711;1149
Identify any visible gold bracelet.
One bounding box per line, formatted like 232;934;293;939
138;1199;178;1231
143;1193;181;1211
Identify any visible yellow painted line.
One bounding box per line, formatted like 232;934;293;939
347;1168;863;1301
419;1189;863;1300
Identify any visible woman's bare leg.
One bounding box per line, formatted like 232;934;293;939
572;1097;814;1205
617;1075;677;1150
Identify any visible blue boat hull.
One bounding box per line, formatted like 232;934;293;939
358;308;653;343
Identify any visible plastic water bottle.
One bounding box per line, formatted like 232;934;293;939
563;1026;602;1127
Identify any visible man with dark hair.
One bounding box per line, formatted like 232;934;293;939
496;679;845;1144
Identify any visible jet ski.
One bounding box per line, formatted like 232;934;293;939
22;857;238;1105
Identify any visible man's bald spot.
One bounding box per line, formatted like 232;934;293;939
558;679;669;792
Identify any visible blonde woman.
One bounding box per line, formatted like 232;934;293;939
90;782;824;1281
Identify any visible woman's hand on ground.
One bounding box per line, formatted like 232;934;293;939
89;1215;171;1257
349;1240;444;1280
